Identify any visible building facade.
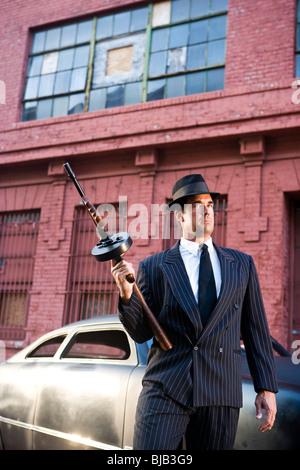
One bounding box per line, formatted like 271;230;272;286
0;0;300;358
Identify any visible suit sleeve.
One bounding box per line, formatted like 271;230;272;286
118;260;155;343
241;256;278;394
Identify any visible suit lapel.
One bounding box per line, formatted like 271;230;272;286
159;241;203;334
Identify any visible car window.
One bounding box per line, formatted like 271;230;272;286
27;335;67;358
62;329;130;360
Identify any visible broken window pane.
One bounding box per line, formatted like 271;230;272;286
167;47;186;73
41;52;58;74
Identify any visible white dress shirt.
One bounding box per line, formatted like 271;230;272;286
179;237;222;303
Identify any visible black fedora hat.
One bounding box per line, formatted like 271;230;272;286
169;174;220;208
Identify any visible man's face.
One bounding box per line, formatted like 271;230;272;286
175;193;215;242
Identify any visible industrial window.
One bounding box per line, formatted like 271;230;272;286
0;211;40;340
297;0;300;77
63;206;119;325
22;0;228;121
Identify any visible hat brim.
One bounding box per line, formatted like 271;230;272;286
168;191;220;209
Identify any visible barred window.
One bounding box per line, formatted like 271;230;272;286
0;211;40;340
22;0;228;121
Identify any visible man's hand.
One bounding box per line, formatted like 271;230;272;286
111;259;135;305
255;390;277;432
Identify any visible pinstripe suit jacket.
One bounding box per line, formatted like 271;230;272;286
118;241;278;408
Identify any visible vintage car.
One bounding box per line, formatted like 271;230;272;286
0;314;299;450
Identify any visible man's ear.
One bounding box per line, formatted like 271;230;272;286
174;209;183;224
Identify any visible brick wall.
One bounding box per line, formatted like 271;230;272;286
0;0;300;356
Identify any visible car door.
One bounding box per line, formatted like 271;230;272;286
32;325;138;450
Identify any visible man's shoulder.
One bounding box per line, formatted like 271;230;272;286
215;244;252;263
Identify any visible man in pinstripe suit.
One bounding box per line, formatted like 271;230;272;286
112;174;278;450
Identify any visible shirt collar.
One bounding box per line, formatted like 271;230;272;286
180;236;213;256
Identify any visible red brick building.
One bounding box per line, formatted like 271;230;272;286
0;0;300;358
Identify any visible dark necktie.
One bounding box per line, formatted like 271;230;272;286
198;244;217;327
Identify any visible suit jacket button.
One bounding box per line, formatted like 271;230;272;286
218;347;223;353
194;346;198;351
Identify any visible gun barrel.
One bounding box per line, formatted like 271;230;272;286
63;162;85;198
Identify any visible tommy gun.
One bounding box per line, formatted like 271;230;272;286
63;162;172;351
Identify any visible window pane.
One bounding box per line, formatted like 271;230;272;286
70;67;87;91
151;28;169;52
167;47;187;73
206;39;226;66
28;55;43;77
130;7;148;31
208;15;227;41
62;330;130;360
36;99;53;119
61;24;77;47
31;31;46;53
166;75;185;98
206;67;224;91
45;28;61;51
113;12;131;36
169;24;189;48
57;49;74;71
186;71;205;94
106;85;124;107
152;1;171;27
69;93;85;114
27;335;67;358
73;45;90;68
171;0;189;22
89;88;106;111
53;96;69;116
147;79;165;101
189;19;208;45
24;76;40;99
149;51;167;76
41;52;58;74
54;70;71;94
22;101;37;121
77;20;93;44
187;43;206;70
38;73;55;97
297;24;300;51
96;15;113;39
296;55;300;77
124;81;142;105
191;0;209;17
